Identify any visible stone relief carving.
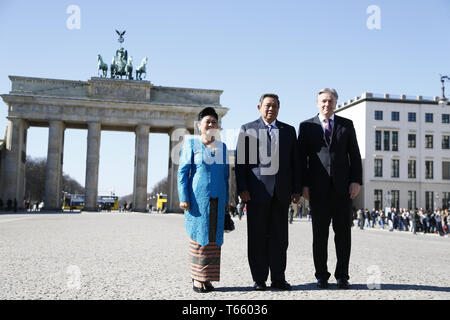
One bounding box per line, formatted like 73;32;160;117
91;83;148;102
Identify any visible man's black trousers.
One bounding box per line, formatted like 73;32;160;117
310;185;353;281
246;194;289;283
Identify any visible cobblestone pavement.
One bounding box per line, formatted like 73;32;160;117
0;212;449;300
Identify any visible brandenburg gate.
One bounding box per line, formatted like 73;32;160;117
0;75;228;212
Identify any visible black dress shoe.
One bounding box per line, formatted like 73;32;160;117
337;279;350;289
192;280;207;293
317;279;329;289
204;283;215;292
193;285;207;293
253;282;267;291
271;280;292;291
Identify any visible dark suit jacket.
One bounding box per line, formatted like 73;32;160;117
297;114;362;199
235;117;301;204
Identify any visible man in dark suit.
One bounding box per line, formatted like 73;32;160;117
235;93;301;291
298;88;362;289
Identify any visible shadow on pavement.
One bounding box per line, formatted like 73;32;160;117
348;283;450;292
215;286;254;292
296;283;450;292
215;283;450;293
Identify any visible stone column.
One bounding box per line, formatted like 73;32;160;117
44;121;65;210
3;118;28;209
168;127;190;213
133;124;150;212
84;122;101;211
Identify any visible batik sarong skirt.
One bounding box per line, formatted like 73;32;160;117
189;198;221;282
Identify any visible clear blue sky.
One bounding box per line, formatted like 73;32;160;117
1;0;450;196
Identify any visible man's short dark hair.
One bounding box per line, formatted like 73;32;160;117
259;93;280;107
198;107;218;121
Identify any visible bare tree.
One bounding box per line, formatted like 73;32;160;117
25;157;46;202
25;157;84;203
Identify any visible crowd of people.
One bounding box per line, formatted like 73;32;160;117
354;207;449;236
229;201;247;220
23;200;45;212
230;203;450;238
0;198;19;212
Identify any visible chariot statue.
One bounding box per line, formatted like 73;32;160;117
97;30;148;81
111;47;129;79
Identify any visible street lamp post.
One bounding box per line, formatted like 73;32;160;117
438;75;450;107
385;191;392;211
435;193;439;211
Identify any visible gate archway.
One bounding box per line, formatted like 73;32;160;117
1;76;227;212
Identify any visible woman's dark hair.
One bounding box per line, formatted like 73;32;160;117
198;107;218;121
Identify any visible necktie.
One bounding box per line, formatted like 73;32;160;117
267;124;273;156
324;118;332;145
267;124;275;140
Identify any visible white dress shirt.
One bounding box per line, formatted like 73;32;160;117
262;119;278;142
318;113;335;134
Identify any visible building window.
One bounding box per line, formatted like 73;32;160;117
425;160;433;179
442;114;449;124
408;134;416;148
391;190;400;209
425;135;433;149
376;130;397;151
443;135;450;149
391;159;400;178
375;130;382;150
374;159;383;177
425;191;434;211
408;159;416;179
443;161;450;180
425;113;433;123
383;131;390;151
408;112;416;122
443;192;450;210
391;112;400;121
375;111;383;120
408;191;416;210
392;132;398;151
374;190;383;210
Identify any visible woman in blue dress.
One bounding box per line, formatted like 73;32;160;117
177;107;229;293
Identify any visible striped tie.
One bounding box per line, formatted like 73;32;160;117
324;118;332;145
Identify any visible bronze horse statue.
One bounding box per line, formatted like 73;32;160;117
136;57;148;81
97;54;108;77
